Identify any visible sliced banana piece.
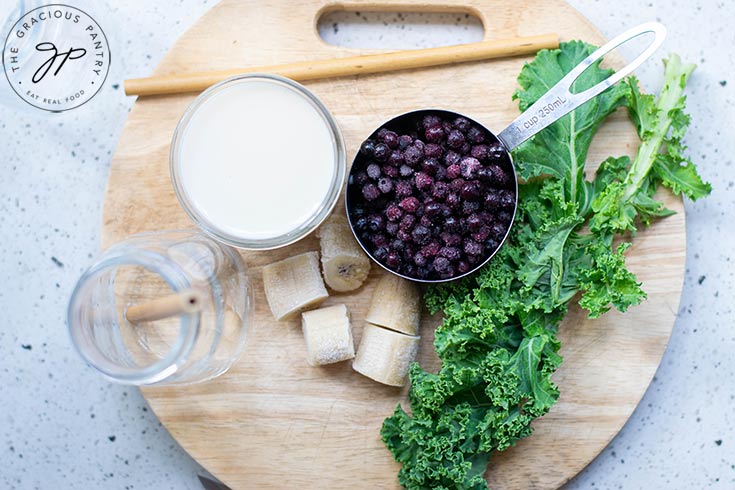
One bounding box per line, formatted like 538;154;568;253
301;304;355;366
318;216;371;292
262;251;329;321
352;323;420;387
366;273;421;335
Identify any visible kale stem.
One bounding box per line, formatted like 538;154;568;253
621;54;696;201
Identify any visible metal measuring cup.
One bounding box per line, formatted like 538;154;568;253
346;22;666;283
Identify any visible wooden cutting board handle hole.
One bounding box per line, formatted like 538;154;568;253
316;7;485;48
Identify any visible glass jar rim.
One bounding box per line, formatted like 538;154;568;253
169;73;346;250
67;247;198;385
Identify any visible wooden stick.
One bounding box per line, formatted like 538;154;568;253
124;33;558;97
125;289;203;323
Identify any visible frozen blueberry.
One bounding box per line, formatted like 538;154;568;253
484;238;499;252
477;167;493;182
432;182;449;200
462;200;480;215
371;233;388;247
397;229;412;242
490;222;507;241
446;163;461;180
353;216;368;232
366;163;381;180
499;190;515;209
486;164;508;186
413;251;427;267
378;177;394;194
415;172;433;190
412;225;431;245
388;150;404;166
442;218;460;235
398;134;413;149
443;233;462;247
421;241;440;257
395;180;413;197
424;202;442;220
425;143;443;159
374;143;390;162
385;251;401;268
422;114;442;129
386;204;403;222
446;192;460;209
487;142;505;160
404;145;423;166
399;197;420;213
456;260;471;274
415;267;430;280
399;164;415;178
464;239;483;256
382;130;399;149
460;157;481;179
386;222;399;236
421;158;441;176
373;247;388;261
498;211;513;224
435;166;447;181
433;256;452;274
449;178;466;193
453;116;471;131
382;164;399;178
360;139;376;156
439;246;460;261
446;130;465;149
367;214;385;232
467;126;485;143
460;181;481;201
466;213;483;230
425;126;444;143
484;190;501;210
402;264;417;278
444;151;461;167
400;214;416;231
390;238;405;251
470;144;490;160
362;183;380;201
472;226;491;242
354;171;369;185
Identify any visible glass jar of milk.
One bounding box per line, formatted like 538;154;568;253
170;74;346;249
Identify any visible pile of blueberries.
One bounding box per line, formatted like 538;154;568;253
347;111;516;281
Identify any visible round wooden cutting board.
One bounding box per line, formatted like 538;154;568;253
102;0;686;488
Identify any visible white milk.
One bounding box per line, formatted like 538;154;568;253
177;79;337;241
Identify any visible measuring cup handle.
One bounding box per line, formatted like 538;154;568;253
497;22;666;151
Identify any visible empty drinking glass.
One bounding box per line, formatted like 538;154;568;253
67;230;252;385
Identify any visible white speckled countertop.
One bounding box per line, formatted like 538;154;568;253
1;0;732;488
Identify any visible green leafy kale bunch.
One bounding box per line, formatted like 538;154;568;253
381;42;710;490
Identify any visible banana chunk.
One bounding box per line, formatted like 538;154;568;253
301;304;355;366
366;274;421;335
262;252;329;321
352;323;420;387
318;216;371;292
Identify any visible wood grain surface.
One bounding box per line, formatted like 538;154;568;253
101;0;686;488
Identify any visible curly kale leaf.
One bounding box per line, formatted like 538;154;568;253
590;54;710;235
